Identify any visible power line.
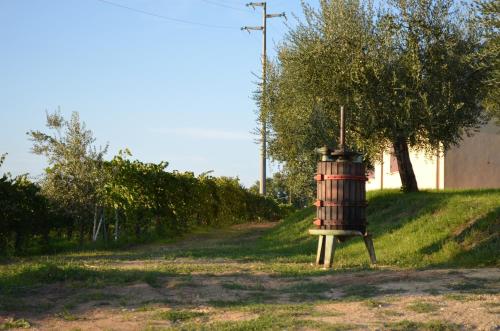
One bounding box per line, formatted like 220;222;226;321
200;0;252;13
96;0;238;29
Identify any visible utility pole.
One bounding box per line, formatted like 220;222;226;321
242;2;285;196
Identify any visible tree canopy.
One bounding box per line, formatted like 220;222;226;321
264;0;490;193
475;0;499;123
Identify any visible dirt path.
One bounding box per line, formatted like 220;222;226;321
1;223;499;330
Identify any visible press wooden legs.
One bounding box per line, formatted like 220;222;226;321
316;235;325;265
312;231;377;268
323;235;335;268
363;234;377;265
315;235;338;268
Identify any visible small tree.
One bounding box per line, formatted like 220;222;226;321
249;172;298;205
27;110;107;244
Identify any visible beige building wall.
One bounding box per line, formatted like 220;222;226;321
367;150;444;191
366;120;500;191
444;120;500;189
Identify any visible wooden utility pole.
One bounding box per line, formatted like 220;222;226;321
242;2;285;195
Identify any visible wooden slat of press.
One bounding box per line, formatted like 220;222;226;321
333;162;338;229
325;162;332;227
316;162;321;225
361;163;366;222
338;161;344;227
354;163;359;230
347;162;352;222
323;161;327;228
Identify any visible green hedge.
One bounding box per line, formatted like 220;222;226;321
0;154;287;255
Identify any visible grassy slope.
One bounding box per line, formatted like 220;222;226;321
263;189;500;268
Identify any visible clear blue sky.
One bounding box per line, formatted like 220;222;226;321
0;0;306;187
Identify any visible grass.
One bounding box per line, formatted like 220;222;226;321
0;189;497;292
1;190;497;290
156;303;354;331
384;320;463;331
406;301;440;313
364;299;387;308
155;310;207;323
222;281;266;291
0;318;31;330
0;189;498;329
262;189;500;270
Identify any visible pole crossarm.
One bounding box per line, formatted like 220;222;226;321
246;2;265;8
241;26;264;31
266;13;286;19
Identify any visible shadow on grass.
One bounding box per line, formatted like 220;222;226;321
2;263;496;321
158;189;500;265
4;189;498;268
419;206;500;267
1;189;499;319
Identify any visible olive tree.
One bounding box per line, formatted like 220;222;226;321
264;0;488;193
27;110;108;243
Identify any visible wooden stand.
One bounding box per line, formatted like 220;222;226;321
309;229;377;268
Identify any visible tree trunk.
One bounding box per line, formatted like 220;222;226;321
92;204;98;241
78;221;85;246
67;225;73;240
42;229;50;250
114;209;119;241
392;137;419;193
93;212;103;241
14;232;23;252
135;224;141;239
102;214;108;244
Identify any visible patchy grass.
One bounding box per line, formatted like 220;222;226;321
0;318;31;330
155;310;207;323
446;280;486;292
406;301;440;313
0;190;498;330
174;315;340;331
222;282;266;291
342;284;381;299
379;309;404;317
364;299;388;308
443;293;479;302
158;303;353;331
384;320;462;331
55;309;81;321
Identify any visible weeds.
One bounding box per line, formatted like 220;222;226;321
0;318;31;330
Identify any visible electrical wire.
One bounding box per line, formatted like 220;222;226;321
200;0;252;13
96;0;239;29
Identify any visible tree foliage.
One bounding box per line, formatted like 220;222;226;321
27;110;108;243
475;0;500;122
264;0;489;193
0;154;51;253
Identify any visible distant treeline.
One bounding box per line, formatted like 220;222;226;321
0;112;287;256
